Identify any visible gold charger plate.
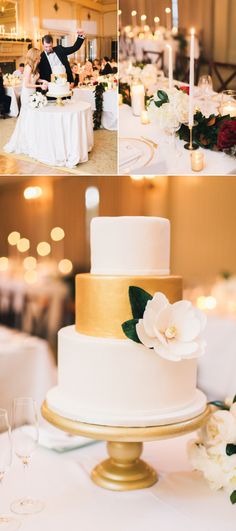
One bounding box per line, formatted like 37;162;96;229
119;137;155;174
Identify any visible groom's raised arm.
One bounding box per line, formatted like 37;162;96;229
62;31;85;56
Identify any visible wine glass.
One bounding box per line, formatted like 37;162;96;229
198;75;213;99
0;409;20;530
10;398;44;515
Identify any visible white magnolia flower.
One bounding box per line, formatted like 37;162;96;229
201;410;236;447
136;292;206;361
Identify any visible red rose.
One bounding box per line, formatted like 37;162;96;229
93;81;98;86
217;120;236;150
180;86;189;95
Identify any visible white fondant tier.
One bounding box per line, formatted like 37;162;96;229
90;217;170;276
46;326;206;427
48;81;70;96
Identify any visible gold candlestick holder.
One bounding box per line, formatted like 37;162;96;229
42;400;211;492
184;125;199;150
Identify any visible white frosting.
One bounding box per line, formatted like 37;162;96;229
90;217;170;276
46;326;206;427
48;81;70;96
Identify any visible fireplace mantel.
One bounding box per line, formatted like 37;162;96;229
0;41;30;68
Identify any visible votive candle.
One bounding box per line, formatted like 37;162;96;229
131;83;145;116
191;151;204;172
141;110;150;124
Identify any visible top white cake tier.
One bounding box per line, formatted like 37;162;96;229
90;216;170;276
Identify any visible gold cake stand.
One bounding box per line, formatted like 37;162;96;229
42;401;211;492
46;91;72;106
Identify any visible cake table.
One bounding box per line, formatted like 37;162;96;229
42;400;211;492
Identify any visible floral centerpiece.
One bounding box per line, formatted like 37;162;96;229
149;87;236;156
3;73;20;86
188;396;236;504
29;92;48;109
148;87;189;130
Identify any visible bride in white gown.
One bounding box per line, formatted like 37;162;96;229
4;48;48;154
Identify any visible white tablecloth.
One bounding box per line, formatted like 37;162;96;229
9;100;94;168
0;326;56;417
1;431;234;530
73;87;118;131
198;315;236;401
119;104;236;175
5;85;21;117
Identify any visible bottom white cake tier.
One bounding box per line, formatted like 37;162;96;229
47;325;207;427
48;81;70;96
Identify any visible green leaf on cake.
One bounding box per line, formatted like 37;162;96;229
208;400;230;410
226;443;236;456
230;490;236;504
128;286;152;319
233;394;236;403
122;319;141;343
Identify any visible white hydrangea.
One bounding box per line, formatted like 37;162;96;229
148;87;189;129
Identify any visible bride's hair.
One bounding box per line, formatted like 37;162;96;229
25;48;41;74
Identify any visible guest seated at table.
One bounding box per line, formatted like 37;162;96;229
92;59;101;72
0;68;11;116
110;58;118;73
80;60;93;84
13;63;25;80
100;57;113;76
70;63;80;88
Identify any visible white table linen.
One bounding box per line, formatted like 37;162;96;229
73;87;118;131
0;326;56;416
119;104;236;175
5;85;21;117
1;431;234;531
198;315;236;401
5;100;94;168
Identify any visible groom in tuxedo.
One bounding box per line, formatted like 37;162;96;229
38;29;85;84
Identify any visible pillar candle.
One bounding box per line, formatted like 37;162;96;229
189;28;195;127
131;83;145;116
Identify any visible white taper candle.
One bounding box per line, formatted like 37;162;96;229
189;28;195;127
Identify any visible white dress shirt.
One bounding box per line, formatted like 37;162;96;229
46;52;65;72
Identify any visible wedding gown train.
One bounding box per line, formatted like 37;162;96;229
4;81;36;155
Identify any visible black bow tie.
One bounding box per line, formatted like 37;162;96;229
47;51;54;55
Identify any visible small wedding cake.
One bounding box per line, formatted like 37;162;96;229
47;217;207;427
48;65;70;97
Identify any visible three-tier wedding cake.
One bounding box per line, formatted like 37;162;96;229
47;216;207;427
48;65;70;97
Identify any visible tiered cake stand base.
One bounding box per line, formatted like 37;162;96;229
46;92;72;106
41;401;211;492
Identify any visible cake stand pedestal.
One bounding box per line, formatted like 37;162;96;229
46;92;72;106
41;401;211;492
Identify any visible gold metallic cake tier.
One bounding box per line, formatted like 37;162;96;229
76;274;182;338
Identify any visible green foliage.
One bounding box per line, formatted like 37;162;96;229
226;444;236;456
93;83;105;130
128;286;152;319
230;491;236;504
208;400;230;410
119;82;131;106
178;112;236;151
122;319;141;343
